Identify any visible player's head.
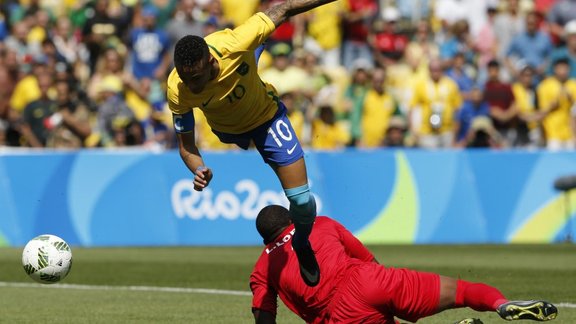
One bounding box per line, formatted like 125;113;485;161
256;205;292;244
174;35;214;93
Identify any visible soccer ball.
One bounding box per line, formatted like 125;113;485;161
22;234;73;284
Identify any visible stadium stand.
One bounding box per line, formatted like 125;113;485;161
0;0;574;150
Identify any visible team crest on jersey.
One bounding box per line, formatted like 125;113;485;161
236;62;249;76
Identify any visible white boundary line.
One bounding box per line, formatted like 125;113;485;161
1;281;575;309
0;281;251;296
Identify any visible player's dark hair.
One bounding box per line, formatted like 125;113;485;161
174;35;209;71
256;205;292;244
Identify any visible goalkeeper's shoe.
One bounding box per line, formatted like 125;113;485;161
497;300;557;321
453;318;483;324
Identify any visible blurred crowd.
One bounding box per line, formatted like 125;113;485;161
1;0;576;151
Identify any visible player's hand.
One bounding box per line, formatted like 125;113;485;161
193;166;213;191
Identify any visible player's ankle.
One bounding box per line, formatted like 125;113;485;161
493;299;509;311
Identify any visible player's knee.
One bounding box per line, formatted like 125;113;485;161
284;184;317;224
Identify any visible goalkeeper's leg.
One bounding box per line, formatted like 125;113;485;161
442;278;557;321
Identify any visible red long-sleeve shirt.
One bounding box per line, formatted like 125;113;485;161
250;216;375;323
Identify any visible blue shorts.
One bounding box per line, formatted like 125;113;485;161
212;102;304;166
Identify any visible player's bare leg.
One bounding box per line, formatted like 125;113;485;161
273;157;320;287
437;276;557;321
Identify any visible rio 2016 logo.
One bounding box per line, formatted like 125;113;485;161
171;179;322;220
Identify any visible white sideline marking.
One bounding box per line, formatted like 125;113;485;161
1;282;575;309
0;281;251;296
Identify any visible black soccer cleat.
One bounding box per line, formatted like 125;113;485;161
293;242;320;287
453;318;484;324
497;300;558;321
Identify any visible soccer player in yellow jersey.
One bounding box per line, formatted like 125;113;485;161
167;0;341;287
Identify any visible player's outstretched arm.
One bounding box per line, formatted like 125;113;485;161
264;0;337;27
176;132;213;191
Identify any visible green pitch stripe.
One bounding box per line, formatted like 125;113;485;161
356;151;418;243
0;282;253;296
510;190;576;243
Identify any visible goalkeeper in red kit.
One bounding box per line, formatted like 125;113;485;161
249;205;558;324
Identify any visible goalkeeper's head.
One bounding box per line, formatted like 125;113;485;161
256;205;292;245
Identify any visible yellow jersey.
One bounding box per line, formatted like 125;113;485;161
361;90;396;147
311;120;350;149
410;76;462;135
512;83;538;130
10;75;41;112
387;63;428;111
167;13;279;134
288;109;305;142
193;109;237;150
125;89;151;122
537;77;576;141
306;1;345;50
221;0;259;28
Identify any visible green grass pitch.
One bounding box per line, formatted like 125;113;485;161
0;244;574;323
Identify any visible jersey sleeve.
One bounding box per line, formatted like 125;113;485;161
208;12;276;53
329;218;375;262
166;71;193;115
250;260;278;314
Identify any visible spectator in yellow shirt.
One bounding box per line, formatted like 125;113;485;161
281;92;306;143
27;10;51;45
388;20;436;118
19;72;56;147
410;59;462;148
87;48;125;101
361;68;398;147
9;59;50;113
537;57;576;150
220;0;259;28
311;105;350;150
343;61;371;145
259;43;308;96
301;0;346;68
512;65;544;148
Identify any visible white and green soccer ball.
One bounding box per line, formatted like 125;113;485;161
22;234;73;284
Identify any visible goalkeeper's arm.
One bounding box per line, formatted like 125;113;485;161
253;309;276;324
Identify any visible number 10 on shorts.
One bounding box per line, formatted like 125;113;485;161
268;120;294;148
